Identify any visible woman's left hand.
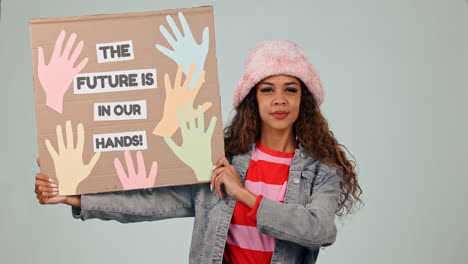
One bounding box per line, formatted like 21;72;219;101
211;157;244;199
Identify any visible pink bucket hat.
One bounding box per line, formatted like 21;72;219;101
232;39;324;108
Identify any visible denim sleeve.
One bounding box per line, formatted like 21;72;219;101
255;169;342;250
72;184;196;223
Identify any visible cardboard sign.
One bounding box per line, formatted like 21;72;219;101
29;6;224;195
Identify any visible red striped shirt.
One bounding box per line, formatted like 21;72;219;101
223;142;294;264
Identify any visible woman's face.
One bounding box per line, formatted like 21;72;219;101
256;75;302;133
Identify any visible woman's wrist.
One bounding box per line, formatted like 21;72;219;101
235;187;257;209
64;195;81;208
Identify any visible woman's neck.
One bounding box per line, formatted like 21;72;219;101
260;127;296;153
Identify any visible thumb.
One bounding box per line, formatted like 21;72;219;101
164;137;181;158
38;47;46;70
46;195;67;205
215;156;230;168
82;152;101;181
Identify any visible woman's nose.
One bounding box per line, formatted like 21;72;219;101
273;92;286;105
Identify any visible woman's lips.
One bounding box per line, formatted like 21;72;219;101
271;111;288;119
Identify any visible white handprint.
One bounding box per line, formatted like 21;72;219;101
156;12;209;90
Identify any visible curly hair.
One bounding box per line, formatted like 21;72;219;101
224;82;363;217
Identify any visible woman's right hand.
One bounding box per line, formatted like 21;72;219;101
35;173;66;205
35;158;81;207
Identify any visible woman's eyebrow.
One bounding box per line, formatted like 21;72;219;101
258;81;299;86
258;82;274;86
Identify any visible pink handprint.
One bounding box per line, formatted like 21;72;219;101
38;30;88;113
114;150;158;190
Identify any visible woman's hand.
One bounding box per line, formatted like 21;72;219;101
35;158;81;207
211;157;257;208
35;173;65;204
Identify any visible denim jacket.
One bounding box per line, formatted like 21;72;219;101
73;144;342;264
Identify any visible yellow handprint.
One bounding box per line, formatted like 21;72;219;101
45;121;101;195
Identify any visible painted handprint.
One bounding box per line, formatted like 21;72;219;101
45;121;100;195
156;12;209;90
164;104;217;182
38;30;88;113
114;150;158;190
153;64;212;137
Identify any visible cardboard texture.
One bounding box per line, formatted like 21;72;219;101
29;6;225;195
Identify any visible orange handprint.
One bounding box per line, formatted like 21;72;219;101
153;64;212;137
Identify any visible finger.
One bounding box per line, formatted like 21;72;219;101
45;139;58;161
87;151;101;170
177;107;188;135
38;47;46;69
175;64;183;88
74;57;88;73
201;102;213;113
62;32;77;59
147;161;158;185
156;44;176;62
39;194;65;205
43;191;58;197
124;150;136;177
215;156;230;167
210;168;219;191
178;12;194;40
201;27;210;49
166;15;182;40
65;120;74;149
213;167;226;179
56;124;65;154
37;157;41;168
37;185;57;194
206;116;217;136
187;103;196;130
164;137;181;157
164;73;172;95
35;178;54;187
114;157;128;186
75;123;84;151
39;191;57;199
193;101;212;123
182;63;196;89
51;30;66;60
214;172;224;198
136;151;146;177
35;180;56;194
215;156;223;166
69;40;83;64
191;70;205;97
44;196;67;205
196;105;204;132
34;176;58;188
35;180;50;195
35;173;55;183
159;25;177;49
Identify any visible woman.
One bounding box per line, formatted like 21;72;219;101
35;39;362;264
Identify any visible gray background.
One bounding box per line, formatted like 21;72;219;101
1;0;467;263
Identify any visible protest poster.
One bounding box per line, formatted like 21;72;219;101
29;6;224;195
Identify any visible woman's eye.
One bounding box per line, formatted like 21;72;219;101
286;87;298;93
260;87;273;93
